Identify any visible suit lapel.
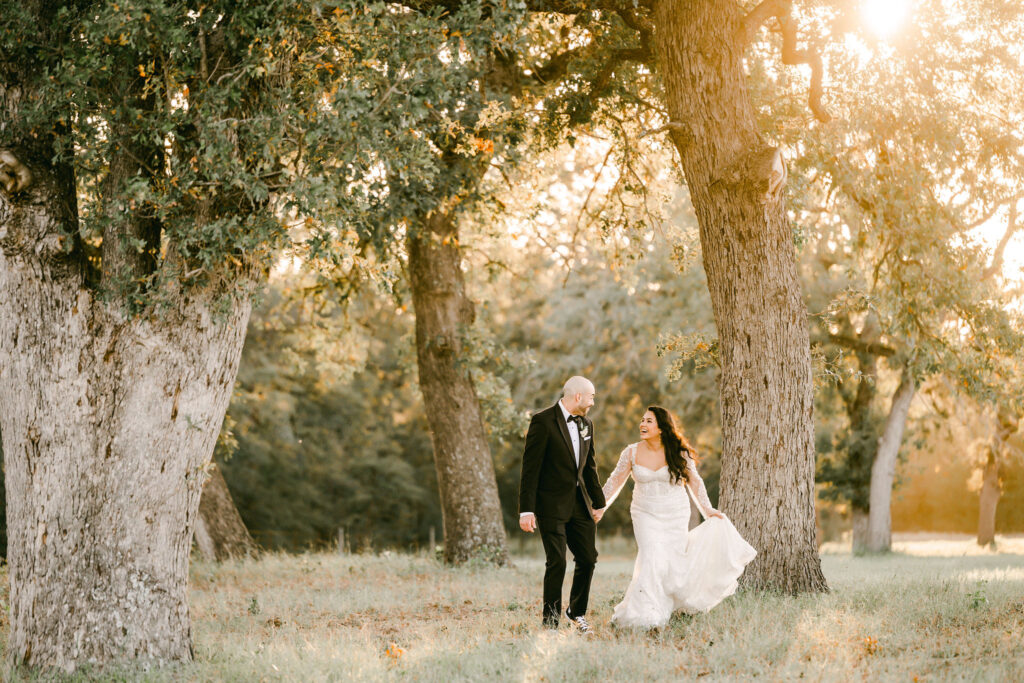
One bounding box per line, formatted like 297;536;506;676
576;418;591;477
552;405;576;466
576;419;594;511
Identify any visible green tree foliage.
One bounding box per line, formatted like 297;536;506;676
3;2;322;298
1;0;530;302
746;0;1024;512
216;284;439;551
302;1;533;272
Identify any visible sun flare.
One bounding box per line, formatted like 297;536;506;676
862;0;911;38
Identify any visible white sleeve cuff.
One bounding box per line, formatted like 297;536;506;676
519;512;534;518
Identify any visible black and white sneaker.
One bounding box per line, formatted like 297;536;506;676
565;609;592;635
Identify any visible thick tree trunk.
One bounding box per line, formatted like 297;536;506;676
652;0;825;592
0;150;252;670
866;368;916;553
851;508;869;555
406;208;508;566
195;464;258;561
845;318;880;501
976;450;1000;547
844;327;877;557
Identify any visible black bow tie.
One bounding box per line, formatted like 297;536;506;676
568;415;584;428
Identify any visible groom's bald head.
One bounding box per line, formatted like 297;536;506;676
562;376;596;416
563;376;593;398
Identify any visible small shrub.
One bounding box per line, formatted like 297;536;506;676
969;582;988;609
248;596;261;616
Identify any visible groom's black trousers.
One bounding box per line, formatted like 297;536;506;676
537;487;598;625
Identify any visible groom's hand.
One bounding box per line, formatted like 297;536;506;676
592;507;605;523
519;513;537;533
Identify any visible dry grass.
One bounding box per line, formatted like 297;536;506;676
2;535;1024;681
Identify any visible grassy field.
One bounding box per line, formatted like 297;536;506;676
2;535;1023;681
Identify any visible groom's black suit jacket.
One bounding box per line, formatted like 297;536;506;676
519;403;606;521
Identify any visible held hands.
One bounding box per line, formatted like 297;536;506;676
520;513;537;533
592;507;605;523
708;510;725;520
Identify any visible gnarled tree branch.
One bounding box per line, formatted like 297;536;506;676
779;13;830;123
816;333;897;358
640;120;689;139
616;6;653;47
737;0;787;46
737;0;831;123
589;46;649;94
984;200;1020;279
533;46;649;90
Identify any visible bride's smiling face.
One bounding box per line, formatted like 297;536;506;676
639;411;661;440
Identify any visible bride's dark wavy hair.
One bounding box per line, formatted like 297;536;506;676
648;405;698;486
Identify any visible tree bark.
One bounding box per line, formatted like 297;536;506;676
406;205;508;566
976;450;1000;547
842;321;878;555
866;368;916;553
0;146;252;671
651;0;826;592
851;508;869;556
195;464;258;562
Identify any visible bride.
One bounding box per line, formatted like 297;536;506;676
596;405;756;629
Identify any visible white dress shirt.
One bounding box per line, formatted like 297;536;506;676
558;399;581;467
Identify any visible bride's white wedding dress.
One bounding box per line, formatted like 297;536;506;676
602;443;756;628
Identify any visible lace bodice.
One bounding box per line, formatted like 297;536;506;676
601;443;716;516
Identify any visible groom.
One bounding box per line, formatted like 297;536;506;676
519;376;606;633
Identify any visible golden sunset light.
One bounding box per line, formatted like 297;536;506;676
862;0;913;38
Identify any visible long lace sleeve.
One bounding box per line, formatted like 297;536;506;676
686;455;717;517
601;445;634;509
